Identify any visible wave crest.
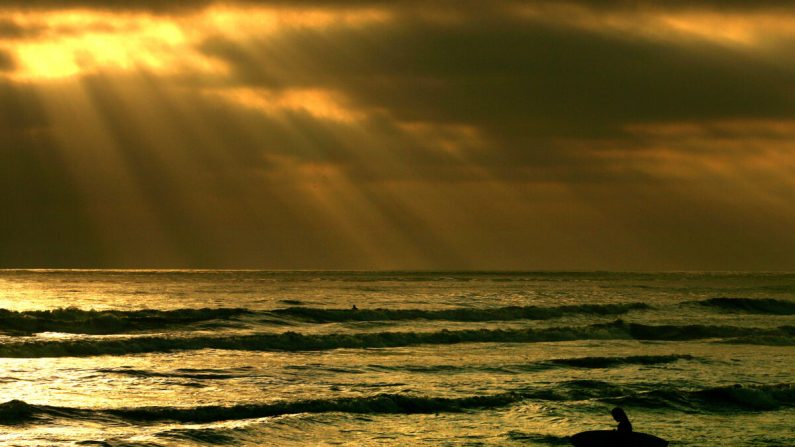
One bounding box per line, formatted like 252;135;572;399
0;400;36;424
608;383;795;412
4;382;793;426
271;303;650;323
1;321;793;358
548;354;695;368
691;298;795;315
107;393;523;423
0;307;251;335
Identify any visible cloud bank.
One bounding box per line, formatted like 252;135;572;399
1;1;794;269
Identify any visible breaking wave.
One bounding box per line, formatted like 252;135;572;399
92;354;697;381
0;320;792;358
108;393;522;423
270;303;650;322
520;381;795;413
547;354;695;368
3;382;793;426
375;354;697;374
607;383;795;412
0;400;36;424
0;303;651;336
0;307;251;335
95;367;245;380
0;393;524;425
690;298;795;315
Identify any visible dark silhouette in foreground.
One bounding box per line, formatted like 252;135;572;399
612;407;632;433
570;408;668;447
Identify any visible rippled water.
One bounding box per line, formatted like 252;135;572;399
0;271;793;446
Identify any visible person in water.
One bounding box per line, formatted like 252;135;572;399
611;407;633;433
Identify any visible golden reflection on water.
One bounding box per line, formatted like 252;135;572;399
0;272;794;445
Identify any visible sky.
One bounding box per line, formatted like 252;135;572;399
2;0;795;270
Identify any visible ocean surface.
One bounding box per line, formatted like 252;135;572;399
0;271;793;446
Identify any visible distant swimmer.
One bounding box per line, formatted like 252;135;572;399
612;407;633;433
351;304;358;311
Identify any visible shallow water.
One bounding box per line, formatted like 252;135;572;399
0;271;793;446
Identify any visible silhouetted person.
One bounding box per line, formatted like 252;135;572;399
612;407;632;433
611;407;633;446
610;407;632;433
572;406;668;447
351;304;358;311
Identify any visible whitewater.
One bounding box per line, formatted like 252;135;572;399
0;271;793;446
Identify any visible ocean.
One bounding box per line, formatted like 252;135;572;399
0;270;793;446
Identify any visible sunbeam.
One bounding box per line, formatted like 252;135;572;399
2;1;795;269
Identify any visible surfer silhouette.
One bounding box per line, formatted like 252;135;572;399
611;407;632;433
570;407;667;446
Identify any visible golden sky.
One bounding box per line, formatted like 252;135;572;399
2;1;795;269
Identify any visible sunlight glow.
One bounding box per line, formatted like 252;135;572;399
1;5;392;81
514;3;795;48
208;87;365;123
203;5;392;38
6;10;213;80
3;1;793;270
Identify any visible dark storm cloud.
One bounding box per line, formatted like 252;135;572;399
3;1;795;269
197;11;795;172
206;19;795;124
